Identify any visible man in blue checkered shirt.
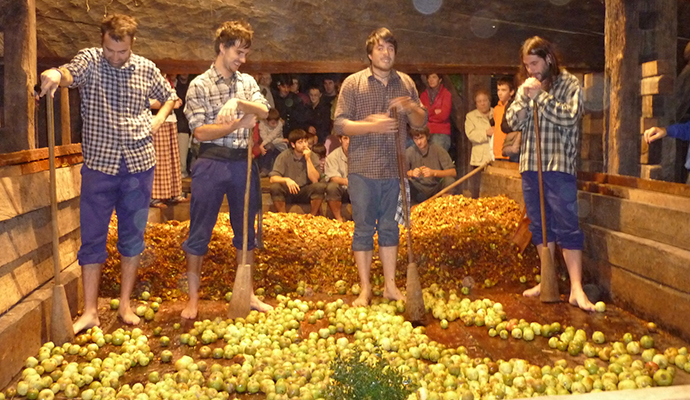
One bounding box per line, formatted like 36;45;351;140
181;20;272;319
39;14;178;332
505;36;595;312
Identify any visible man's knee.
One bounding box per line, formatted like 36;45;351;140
269;182;287;200
325;182;342;201
309;182;327;199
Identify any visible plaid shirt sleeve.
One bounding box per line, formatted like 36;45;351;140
333;77;356;135
184;79;211;133
535;77;582;129
149;69;178;104
63;49;96;88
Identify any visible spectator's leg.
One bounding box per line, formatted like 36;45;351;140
178;132;191;178
270;182;288;212
300;182;327;216
326;182;344;221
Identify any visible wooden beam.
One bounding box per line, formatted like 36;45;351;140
577;170;690;198
1;0;37;153
0;144;82;167
604;0;641;176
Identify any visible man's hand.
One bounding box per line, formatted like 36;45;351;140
308;126;317;135
259;143;267;155
420;166;434;178
365;113;397;133
521;77;542;100
216;98;239;125
643;127;667;143
39;69;62;98
486;127;494;137
303;148;312;158
389;96;417;115
409;168;421;178
285;178;299;194
236;114;257;130
151;116;165;134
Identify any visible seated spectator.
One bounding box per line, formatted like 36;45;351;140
258;108;288;175
406;127;457;204
306;129;318;148
324;135;350;222
312;142;327;175
274;74;308;136
269;129;327;215
322;74;339;109
306;86;333;143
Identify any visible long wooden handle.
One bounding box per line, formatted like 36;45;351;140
47;96;62;286
424;160;491;203
533;103;548;247
391;109;414;264
241;131;253;267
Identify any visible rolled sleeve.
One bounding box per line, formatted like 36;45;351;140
63;49;96;88
184;82;211;133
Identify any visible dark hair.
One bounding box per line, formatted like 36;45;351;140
308;86;322;93
101;14;138;41
288;129;308;145
214;20;253;55
519;36;561;80
410;127;430;138
497;76;515;91
275;74;293;87
312;143;327;158
366;28;397;58
266;108;280;121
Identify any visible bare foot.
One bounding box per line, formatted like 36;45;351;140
73;312;99;335
335;216;345;223
181;300;198;320
118;308;141;325
383;286;404;302
569;289;596;312
250;295;273;313
352;290;372;307
523;283;540;297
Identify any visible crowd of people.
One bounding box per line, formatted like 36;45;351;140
38;13;614;333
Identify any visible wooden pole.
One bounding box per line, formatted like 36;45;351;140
60;87;72;145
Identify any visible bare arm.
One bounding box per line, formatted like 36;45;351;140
194;114;257;142
39;67;74;98
303;149;321;184
329;176;348;186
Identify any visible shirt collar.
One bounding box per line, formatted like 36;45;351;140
365;67;401;83
99;49;136;71
210;64;241;85
415;145;429;157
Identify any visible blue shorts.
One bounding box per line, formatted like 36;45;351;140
348;173;400;251
521;171;584;250
182;157;260;255
77;161;154;265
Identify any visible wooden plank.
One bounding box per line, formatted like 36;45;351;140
18;154;83;175
640;135;662;164
0;198;81;267
640;116;659;133
582;224;690;293
0;164;82;222
641;94;666;117
0;0;37;153
577;170;690;198
577;181;690;212
581;134;603;160
640;164;664;180
0;143;82;167
583;72;604;89
582;115;603;135
641;59;672;77
640;75;674;95
578;191;690;252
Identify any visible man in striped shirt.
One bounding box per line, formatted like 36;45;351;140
505;36;594;312
181;20;272;319
38;14;178;332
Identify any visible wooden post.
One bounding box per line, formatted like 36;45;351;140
1;0;37;153
604;0;641;177
60;88;71;145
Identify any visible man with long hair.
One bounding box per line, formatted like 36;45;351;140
505;36;594;311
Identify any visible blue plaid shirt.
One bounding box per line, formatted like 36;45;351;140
184;66;269;149
63;48;177;176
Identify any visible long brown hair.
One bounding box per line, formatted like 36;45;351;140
518;36;561;83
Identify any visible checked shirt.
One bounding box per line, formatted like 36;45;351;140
505;69;583;176
63;48;177;176
184;66;270;149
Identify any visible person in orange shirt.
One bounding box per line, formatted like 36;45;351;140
493;76;516;161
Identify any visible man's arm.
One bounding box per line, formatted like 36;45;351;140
505;88;531;132
39;67;74;98
39;49;98;97
304;149;320;184
194;114;257;142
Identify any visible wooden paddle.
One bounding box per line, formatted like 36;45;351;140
533;102;559;303
46;94;75;345
391;109;425;323
423;160;491;204
227;125;254;319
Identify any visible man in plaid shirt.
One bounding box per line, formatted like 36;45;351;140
181;20;272;319
334;28;427;307
38;14;178;332
505;36;594;311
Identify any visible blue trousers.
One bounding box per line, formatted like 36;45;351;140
348;173;400;251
